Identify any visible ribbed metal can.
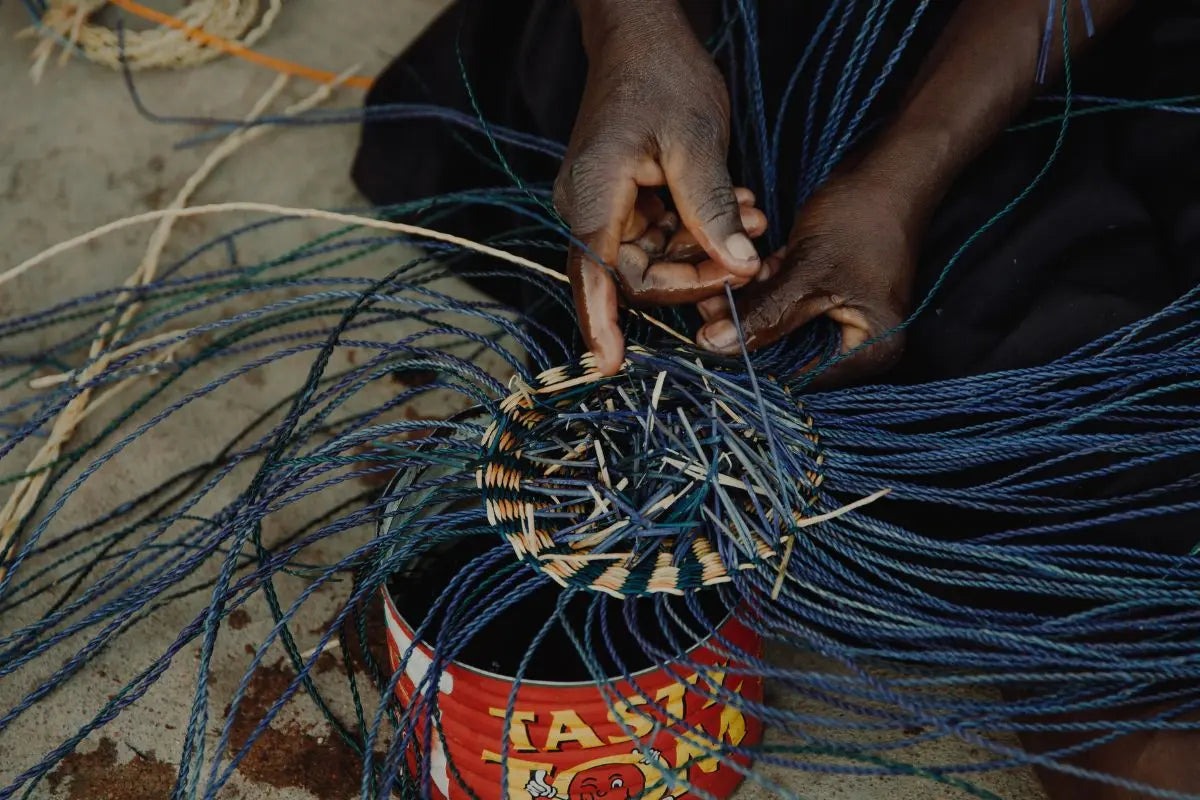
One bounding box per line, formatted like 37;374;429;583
380;580;763;799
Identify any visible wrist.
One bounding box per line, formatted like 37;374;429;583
851;122;959;235
576;0;691;58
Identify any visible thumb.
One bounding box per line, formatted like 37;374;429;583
664;150;760;278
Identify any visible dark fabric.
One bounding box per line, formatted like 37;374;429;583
910;4;1200;381
351;2;1200;558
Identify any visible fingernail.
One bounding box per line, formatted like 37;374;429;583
699;319;738;351
724;233;757;263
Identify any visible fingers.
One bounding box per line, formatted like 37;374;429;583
758;247;786;283
698;241;841;353
555;140;769;375
631;209;677;256
618;188;766;306
555;151;643;376
695;245;782;323
694;266;905;387
663;144;760;277
733;187;756;207
566;235;624;376
527;769;556;798
619;192;667;243
696;294;728;323
616;244;754;306
561;184;639;376
666;202;767;263
696;285;838;354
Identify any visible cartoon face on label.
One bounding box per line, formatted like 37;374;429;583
524;751;679;800
566;762;645;800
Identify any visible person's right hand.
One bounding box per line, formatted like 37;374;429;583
555;1;761;375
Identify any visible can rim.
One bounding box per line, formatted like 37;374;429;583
380;572;741;688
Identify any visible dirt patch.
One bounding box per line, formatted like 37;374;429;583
344;600;390;678
140;186;167;209
316;650;341;675
308;598;389;679
228;608;251;630
225;659;362;799
391;369;436;389
47;737;174;800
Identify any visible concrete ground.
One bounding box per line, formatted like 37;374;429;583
0;2;1047;798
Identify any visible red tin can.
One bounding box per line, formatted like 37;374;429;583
381;582;764;800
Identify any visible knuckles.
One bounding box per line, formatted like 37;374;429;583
691;185;739;227
555;53;732;237
553;147;622;234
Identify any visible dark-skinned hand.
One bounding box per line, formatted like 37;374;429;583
696;172;918;386
616;185;768;307
555;3;761;375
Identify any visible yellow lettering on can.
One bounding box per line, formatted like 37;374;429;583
670;680;748;774
654;681;687;722
488;708;539;752
607;695;653;743
698;670;726;710
673;727;720;774
718;702;747;747
544;710;605;751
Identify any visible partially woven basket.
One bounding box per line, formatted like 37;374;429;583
478;347;829;598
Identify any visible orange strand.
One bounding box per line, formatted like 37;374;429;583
105;0;375;90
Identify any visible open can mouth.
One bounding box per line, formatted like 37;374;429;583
381;535;746;688
374;431;766;800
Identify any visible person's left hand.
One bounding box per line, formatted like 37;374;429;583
694;172;919;385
